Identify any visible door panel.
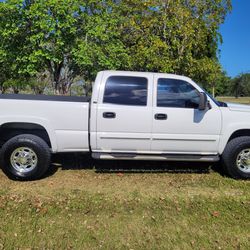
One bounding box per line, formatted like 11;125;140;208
96;104;152;152
151;108;221;153
96;73;153;153
151;77;222;154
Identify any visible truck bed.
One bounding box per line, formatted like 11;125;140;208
0;94;90;153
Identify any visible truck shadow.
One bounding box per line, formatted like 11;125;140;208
48;153;223;177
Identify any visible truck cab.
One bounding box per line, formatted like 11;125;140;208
90;71;221;159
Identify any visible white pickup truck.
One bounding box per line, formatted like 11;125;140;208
0;70;250;180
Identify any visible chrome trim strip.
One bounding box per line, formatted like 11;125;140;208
100;137;150;140
152;138;216;142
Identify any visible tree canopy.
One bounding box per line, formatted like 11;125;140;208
0;0;232;95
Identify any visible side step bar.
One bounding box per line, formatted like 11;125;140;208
92;153;220;162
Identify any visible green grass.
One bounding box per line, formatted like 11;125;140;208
0;96;250;249
217;96;250;104
0;168;249;249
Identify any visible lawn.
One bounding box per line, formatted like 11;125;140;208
217;96;250;104
0;97;250;250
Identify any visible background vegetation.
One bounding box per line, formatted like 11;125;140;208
2;0;248;97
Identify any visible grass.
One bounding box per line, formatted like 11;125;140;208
217;96;250;104
0;159;249;249
0;97;250;249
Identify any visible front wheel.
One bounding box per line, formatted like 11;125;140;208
222;136;250;179
0;134;51;180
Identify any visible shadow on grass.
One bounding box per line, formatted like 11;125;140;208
47;153;224;177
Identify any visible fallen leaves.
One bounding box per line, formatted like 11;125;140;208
211;211;220;217
116;173;124;177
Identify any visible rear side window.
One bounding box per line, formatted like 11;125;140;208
103;76;148;106
157;78;200;108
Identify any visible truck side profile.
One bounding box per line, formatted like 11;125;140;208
0;70;250;180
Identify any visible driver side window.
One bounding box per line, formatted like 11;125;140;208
157;78;200;108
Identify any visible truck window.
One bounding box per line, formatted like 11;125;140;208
103;76;148;106
157;78;200;108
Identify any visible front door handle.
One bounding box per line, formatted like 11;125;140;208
154;113;167;120
103;112;116;119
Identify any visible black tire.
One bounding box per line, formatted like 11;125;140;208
0;134;51;181
222;136;250;179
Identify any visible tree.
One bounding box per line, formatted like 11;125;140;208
0;0;131;94
117;0;231;90
0;0;232;95
0;0;32;92
215;71;231;96
231;73;250;98
12;0;84;94
72;1;131;83
2;78;28;94
0;0;83;94
29;71;51;95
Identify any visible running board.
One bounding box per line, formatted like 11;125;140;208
92;153;220;162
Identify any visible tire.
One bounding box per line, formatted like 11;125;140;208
0;134;51;181
222;136;250;179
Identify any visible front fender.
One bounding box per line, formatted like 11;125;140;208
219;122;250;154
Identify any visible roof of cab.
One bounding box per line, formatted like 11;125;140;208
100;70;193;82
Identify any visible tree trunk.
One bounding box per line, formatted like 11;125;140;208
13;88;19;94
48;57;73;95
0;85;7;94
235;85;239;99
212;85;215;98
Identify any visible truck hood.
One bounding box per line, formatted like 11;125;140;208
227;102;250;112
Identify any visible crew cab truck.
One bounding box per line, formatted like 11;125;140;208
0;70;250;180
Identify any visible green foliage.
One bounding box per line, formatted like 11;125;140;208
2;78;29;94
29;71;51;94
230;73;250;98
72;1;131;82
117;0;232;88
0;0;232;95
214;71;231;96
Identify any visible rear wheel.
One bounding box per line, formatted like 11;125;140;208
0;134;51;180
222;136;250;179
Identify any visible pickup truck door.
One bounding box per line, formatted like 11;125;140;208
94;73;153;153
151;76;222;155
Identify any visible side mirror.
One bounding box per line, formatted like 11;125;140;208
198;92;208;110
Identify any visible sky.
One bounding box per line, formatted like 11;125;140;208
219;0;250;77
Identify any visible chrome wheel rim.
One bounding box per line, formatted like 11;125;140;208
10;147;38;173
236;149;250;173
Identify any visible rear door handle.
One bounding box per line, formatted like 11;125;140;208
154;113;167;120
103;112;116;119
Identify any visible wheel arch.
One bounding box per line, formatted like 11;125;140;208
228;129;250;142
0;121;57;152
219;128;250;154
